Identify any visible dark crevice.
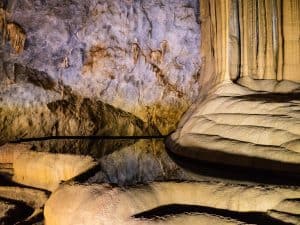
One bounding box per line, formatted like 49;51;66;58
134;204;293;225
232;92;300;102
72;164;102;183
0;196;34;225
166;142;300;186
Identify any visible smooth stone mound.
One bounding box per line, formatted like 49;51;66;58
167;82;300;174
44;181;300;225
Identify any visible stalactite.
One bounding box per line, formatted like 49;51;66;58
257;0;266;79
282;0;300;82
264;0;276;79
276;0;283;80
241;0;249;77
200;0;300;84
248;0;257;77
228;0;240;80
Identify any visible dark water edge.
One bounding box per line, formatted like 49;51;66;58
0;196;34;225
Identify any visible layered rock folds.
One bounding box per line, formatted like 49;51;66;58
167;81;300;173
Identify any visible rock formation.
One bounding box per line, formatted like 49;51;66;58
0;144;97;191
199;0;300;95
44;181;300;225
0;0;299;224
166;81;300;173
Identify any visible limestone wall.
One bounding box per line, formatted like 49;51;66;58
0;0;201;134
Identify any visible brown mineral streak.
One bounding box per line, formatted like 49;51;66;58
0;8;26;53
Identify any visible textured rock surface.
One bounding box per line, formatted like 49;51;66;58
44;181;300;225
167;81;300;173
0;200;16;221
0;67;160;146
268;199;300;224
0;0;300;224
84;140;190;185
199;0;300;95
0;0;201;134
0;144;96;191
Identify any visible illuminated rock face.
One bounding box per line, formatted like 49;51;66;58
0;0;201;134
0;66;160;147
44;182;300;225
168;0;300;172
0;0;300;224
167;81;300;173
0;144;96;191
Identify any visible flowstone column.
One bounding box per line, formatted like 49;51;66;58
199;0;300;84
283;0;300;82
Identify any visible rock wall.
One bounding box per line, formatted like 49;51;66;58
199;0;300;95
0;0;201;134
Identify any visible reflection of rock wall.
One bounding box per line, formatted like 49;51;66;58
199;0;300;94
1;0;201;134
0;65;160;145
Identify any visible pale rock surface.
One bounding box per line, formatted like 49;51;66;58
268;210;300;225
267;198;300;224
44;181;300;225
0;144;97;191
167;82;300;173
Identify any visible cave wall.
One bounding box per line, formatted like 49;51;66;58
199;0;300;94
1;0;299;134
0;0;201;134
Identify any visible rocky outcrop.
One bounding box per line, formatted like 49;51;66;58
167;81;300;173
44;181;300;225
